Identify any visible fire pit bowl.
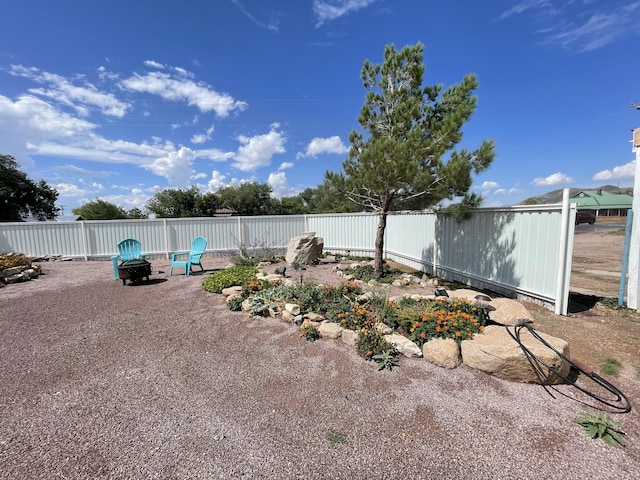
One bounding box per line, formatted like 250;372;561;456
117;259;152;285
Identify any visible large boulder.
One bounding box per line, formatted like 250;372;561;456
422;338;462;369
285;232;324;265
461;325;570;384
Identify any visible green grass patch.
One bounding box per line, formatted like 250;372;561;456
600;357;622;377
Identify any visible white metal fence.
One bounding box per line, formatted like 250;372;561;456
0;205;576;314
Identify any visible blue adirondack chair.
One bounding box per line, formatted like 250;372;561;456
111;238;148;279
170;236;207;277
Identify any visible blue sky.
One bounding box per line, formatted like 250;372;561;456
1;0;639;214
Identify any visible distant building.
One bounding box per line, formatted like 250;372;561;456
570;189;633;217
54;215;85;221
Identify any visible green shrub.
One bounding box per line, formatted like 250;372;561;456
298;322;321;342
227;232;280;267
227;296;244;311
356;329;394;361
202;266;257;293
343;264;403;283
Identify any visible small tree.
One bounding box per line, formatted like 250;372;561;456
0;154;60;221
217;182;274;216
72;199;127;220
146;186;219;218
326;42;495;276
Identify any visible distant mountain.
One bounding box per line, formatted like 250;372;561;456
518;185;634;205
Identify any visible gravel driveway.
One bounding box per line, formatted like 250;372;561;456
1;259;639;479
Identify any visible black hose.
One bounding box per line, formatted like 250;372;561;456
503;322;631;414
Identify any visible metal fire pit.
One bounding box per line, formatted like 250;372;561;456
117;259;152;285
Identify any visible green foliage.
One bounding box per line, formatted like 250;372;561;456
201;266;257;293
72;198;127;220
333;303;375;332
0;154;60;221
356;330;395;361
389;297;485;345
228;232;280;266
343;263;403;283
574;411;626;447
326;429;346;444
373;351;399;371
227;296;244;311
298;322;321;342
146;186;219;218
324;42;495;275
127;207;148;219
217;182;275;216
600;357;622;377
598;297;625;310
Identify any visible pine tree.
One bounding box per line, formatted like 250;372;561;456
326;42;496;276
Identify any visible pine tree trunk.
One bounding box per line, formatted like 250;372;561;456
374;196;392;277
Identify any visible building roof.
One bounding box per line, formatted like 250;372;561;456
569;189;633;210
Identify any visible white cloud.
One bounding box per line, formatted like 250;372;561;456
233;124;286;172
494;188;506;195
496;1;640;53
481;181;499;190
143;60;165;69
120;70;247;117
191;125;215;144
279;162;294;170
230;0;281;31
593;160;636;180
533;172;573;187
143;146;196;186
268;171;297;198
9;65;130;117
206;170;240;192
296;135;348;159
313;0;380;26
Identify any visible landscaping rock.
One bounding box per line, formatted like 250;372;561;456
460;325;570;384
340;329;358;346
304;312;325;322
384;334;422;358
422;338;461;369
285;232;324;265
487;298;534;326
284;303;301;315
318;322;342;339
221;286;243;296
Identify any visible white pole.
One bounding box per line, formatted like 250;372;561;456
555;188;571;315
627;128;640;310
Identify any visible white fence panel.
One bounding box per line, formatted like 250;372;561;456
0;207;573;312
386;212;437;273
308;213;378;255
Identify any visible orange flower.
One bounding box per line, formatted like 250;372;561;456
455;331;461;337
419;332;426;338
435;326;441;332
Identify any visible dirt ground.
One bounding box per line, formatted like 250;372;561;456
526;223;640;378
1;231;640;478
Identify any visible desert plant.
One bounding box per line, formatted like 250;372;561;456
574;411;626;447
355;329;394;361
326;429;346;444
343;263;403;283
373;350;399;371
333;302;375;332
600;357;622;377
201;266;257;293
227;296;244;312
298;322;321;342
227;231;281;267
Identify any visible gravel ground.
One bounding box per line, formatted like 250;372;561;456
1;259;639;479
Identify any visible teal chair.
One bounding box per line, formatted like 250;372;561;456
170;236;207;277
111;238;148;279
